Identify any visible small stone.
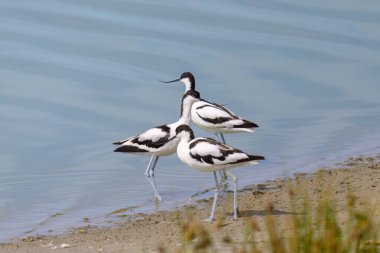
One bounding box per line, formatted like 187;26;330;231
60;243;71;248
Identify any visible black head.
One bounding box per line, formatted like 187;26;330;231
175;124;194;140
180;72;195;90
180;90;200;117
180;72;194;80
159;72;195;90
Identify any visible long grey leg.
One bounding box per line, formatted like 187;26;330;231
208;171;219;222
214;133;221;142
226;171;238;220
219;133;226;144
144;156;162;201
144;156;155;177
218;170;227;183
219;134;228;179
215;133;228;183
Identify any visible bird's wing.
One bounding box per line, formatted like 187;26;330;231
113;136;133;145
193;101;238;124
115;125;171;148
189;138;249;165
136;125;170;143
189;138;225;156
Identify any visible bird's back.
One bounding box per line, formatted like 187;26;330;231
191;100;258;134
180;137;264;171
114;124;179;156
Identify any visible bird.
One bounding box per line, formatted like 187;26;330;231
113;90;201;201
160;72;259;182
160;72;258;144
174;124;265;221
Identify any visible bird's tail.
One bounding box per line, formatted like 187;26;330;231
114;145;147;153
113;137;133;145
249;155;265;161
235;128;256;133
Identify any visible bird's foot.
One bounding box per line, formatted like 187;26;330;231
231;208;240;221
155;194;162;202
218;181;229;191
202;217;215;223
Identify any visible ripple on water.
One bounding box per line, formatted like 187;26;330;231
0;0;380;241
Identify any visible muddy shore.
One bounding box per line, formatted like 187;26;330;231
1;155;379;253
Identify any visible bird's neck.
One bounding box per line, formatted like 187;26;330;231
178;133;193;149
183;78;195;92
178;98;193;125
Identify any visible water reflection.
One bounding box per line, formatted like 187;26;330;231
0;0;379;241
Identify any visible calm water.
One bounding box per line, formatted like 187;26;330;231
1;0;380;241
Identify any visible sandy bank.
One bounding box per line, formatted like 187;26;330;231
1;154;379;253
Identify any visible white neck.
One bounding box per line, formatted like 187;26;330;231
177;130;193;148
182;78;192;92
177;134;189;149
176;134;191;163
178;97;194;125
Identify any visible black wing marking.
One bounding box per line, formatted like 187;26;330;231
233;119;259;129
197;99;259;129
130;125;171;149
189;138;239;164
114;145;148;153
189;138;265;165
114;125;172;152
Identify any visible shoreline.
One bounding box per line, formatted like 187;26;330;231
0;154;379;252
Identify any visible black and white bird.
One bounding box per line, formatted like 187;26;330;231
160;72;258;144
174;124;265;221
113;90;201;201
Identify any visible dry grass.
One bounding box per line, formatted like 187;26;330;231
160;182;379;253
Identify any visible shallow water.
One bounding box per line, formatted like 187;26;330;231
1;0;380;241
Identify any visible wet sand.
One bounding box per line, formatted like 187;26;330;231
1;155;379;252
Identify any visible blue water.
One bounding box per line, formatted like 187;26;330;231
1;0;380;241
